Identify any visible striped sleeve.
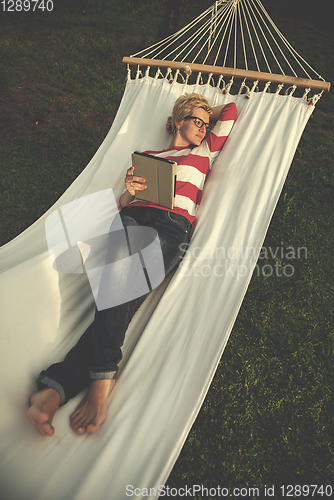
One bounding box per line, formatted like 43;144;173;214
205;102;237;154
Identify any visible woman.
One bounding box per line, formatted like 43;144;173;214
27;93;237;436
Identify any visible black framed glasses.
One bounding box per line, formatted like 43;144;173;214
184;116;212;133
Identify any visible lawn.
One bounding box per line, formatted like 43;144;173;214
0;0;333;497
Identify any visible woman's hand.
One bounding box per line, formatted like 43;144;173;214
166;116;173;133
125;166;147;197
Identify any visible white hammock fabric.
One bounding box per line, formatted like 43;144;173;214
0;74;313;499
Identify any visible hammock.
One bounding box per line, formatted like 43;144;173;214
0;1;330;499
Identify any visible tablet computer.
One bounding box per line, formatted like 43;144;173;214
131;151;177;209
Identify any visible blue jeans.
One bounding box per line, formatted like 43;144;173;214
37;206;191;405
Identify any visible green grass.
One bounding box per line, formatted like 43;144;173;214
0;0;333;495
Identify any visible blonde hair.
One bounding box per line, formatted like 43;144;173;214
172;93;212;134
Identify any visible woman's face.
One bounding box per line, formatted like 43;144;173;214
176;107;210;147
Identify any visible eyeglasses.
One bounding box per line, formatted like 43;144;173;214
184;116;212;133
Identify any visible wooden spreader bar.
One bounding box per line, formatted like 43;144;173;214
123;57;330;92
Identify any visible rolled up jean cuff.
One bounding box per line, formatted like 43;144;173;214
36;374;67;406
89;370;118;380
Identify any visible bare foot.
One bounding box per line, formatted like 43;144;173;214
70;379;115;434
27;388;61;437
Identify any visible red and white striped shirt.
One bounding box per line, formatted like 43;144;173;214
123;102;237;224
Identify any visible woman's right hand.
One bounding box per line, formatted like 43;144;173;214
125;166;147;197
166;116;173;133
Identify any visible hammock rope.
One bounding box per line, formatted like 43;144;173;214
255;0;322;80
249;0;294;75
125;0;330;97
